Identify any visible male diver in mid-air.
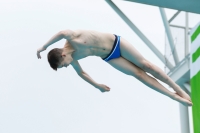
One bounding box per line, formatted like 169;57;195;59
37;29;193;106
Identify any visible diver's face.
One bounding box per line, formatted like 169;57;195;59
57;53;73;68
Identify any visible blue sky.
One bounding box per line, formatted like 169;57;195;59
0;1;198;133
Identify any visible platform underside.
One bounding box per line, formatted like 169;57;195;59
125;0;200;14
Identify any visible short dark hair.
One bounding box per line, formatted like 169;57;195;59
47;48;63;71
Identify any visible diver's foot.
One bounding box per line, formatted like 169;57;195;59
177;90;191;102
173;93;193;106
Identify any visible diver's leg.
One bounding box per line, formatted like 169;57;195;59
119;37;191;102
107;57;192;106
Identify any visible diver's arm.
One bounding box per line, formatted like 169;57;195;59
43;30;71;49
37;30;70;59
71;60;99;88
71;60;110;92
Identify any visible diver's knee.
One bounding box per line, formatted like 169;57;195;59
141;60;153;72
134;70;145;80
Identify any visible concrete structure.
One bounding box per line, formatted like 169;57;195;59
106;0;200;133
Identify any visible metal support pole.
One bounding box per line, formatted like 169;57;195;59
183;83;191;94
179;104;190;133
159;8;179;65
170;24;192;30
185;12;189;56
106;0;174;69
168;11;181;23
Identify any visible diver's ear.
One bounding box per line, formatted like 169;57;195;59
61;53;66;57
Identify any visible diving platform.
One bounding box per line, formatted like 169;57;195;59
125;0;200;14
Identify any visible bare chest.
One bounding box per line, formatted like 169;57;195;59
71;46;109;60
69;40;109;60
67;31;115;60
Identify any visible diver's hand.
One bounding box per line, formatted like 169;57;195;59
96;84;110;92
37;46;46;59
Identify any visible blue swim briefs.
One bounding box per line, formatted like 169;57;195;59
102;34;121;62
